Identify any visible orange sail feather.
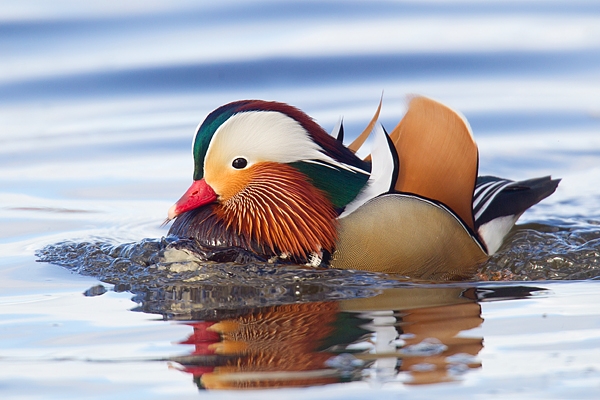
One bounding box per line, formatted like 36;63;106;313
389;96;478;230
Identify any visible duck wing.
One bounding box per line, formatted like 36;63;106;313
388;96;478;231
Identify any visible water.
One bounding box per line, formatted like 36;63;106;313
2;1;600;398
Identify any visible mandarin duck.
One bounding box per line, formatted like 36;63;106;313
167;96;559;280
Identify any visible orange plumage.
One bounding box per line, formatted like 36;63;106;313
215;162;338;258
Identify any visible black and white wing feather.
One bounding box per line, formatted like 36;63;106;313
473;175;560;254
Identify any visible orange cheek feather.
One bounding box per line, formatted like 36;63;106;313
210;162;338;258
206;166;253;203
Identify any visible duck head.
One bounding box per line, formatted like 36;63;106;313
168;100;371;258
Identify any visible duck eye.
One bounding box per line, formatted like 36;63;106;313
232;157;248;169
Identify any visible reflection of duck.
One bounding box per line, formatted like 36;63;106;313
176;285;531;389
178;302;364;389
339;287;484;385
168;96;559;279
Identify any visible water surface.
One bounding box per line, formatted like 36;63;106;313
2;1;600;398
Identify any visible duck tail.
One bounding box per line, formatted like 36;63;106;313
474;175;560;254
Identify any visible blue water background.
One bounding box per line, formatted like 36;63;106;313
1;1;600;399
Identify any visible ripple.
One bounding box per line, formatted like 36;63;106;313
35;223;600;317
36;237;397;319
482;224;600;280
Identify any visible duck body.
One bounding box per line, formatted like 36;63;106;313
168;97;559;280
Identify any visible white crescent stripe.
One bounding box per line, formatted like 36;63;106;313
474;181;514;221
473;180;509;210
